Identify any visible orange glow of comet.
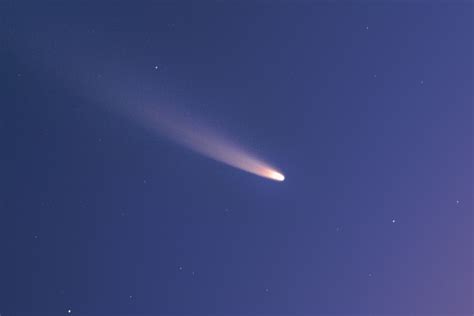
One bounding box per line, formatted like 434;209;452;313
264;169;285;182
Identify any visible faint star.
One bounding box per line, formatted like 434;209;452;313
392;219;396;223
178;266;183;271
456;200;460;204
420;80;424;84
154;65;159;70
368;273;373;277
365;26;369;30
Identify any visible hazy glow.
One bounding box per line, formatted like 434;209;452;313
130;105;285;182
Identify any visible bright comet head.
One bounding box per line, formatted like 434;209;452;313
267;170;285;182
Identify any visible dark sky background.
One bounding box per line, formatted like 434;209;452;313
1;1;472;316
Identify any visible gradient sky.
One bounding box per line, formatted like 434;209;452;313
1;1;472;316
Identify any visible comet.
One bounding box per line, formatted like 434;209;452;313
126;104;285;182
19;34;285;182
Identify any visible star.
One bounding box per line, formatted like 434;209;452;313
154;65;159;70
392;219;396;223
67;309;72;314
456;200;460;204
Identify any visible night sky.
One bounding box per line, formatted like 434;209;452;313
1;1;473;315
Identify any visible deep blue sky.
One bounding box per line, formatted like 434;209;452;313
1;1;472;315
